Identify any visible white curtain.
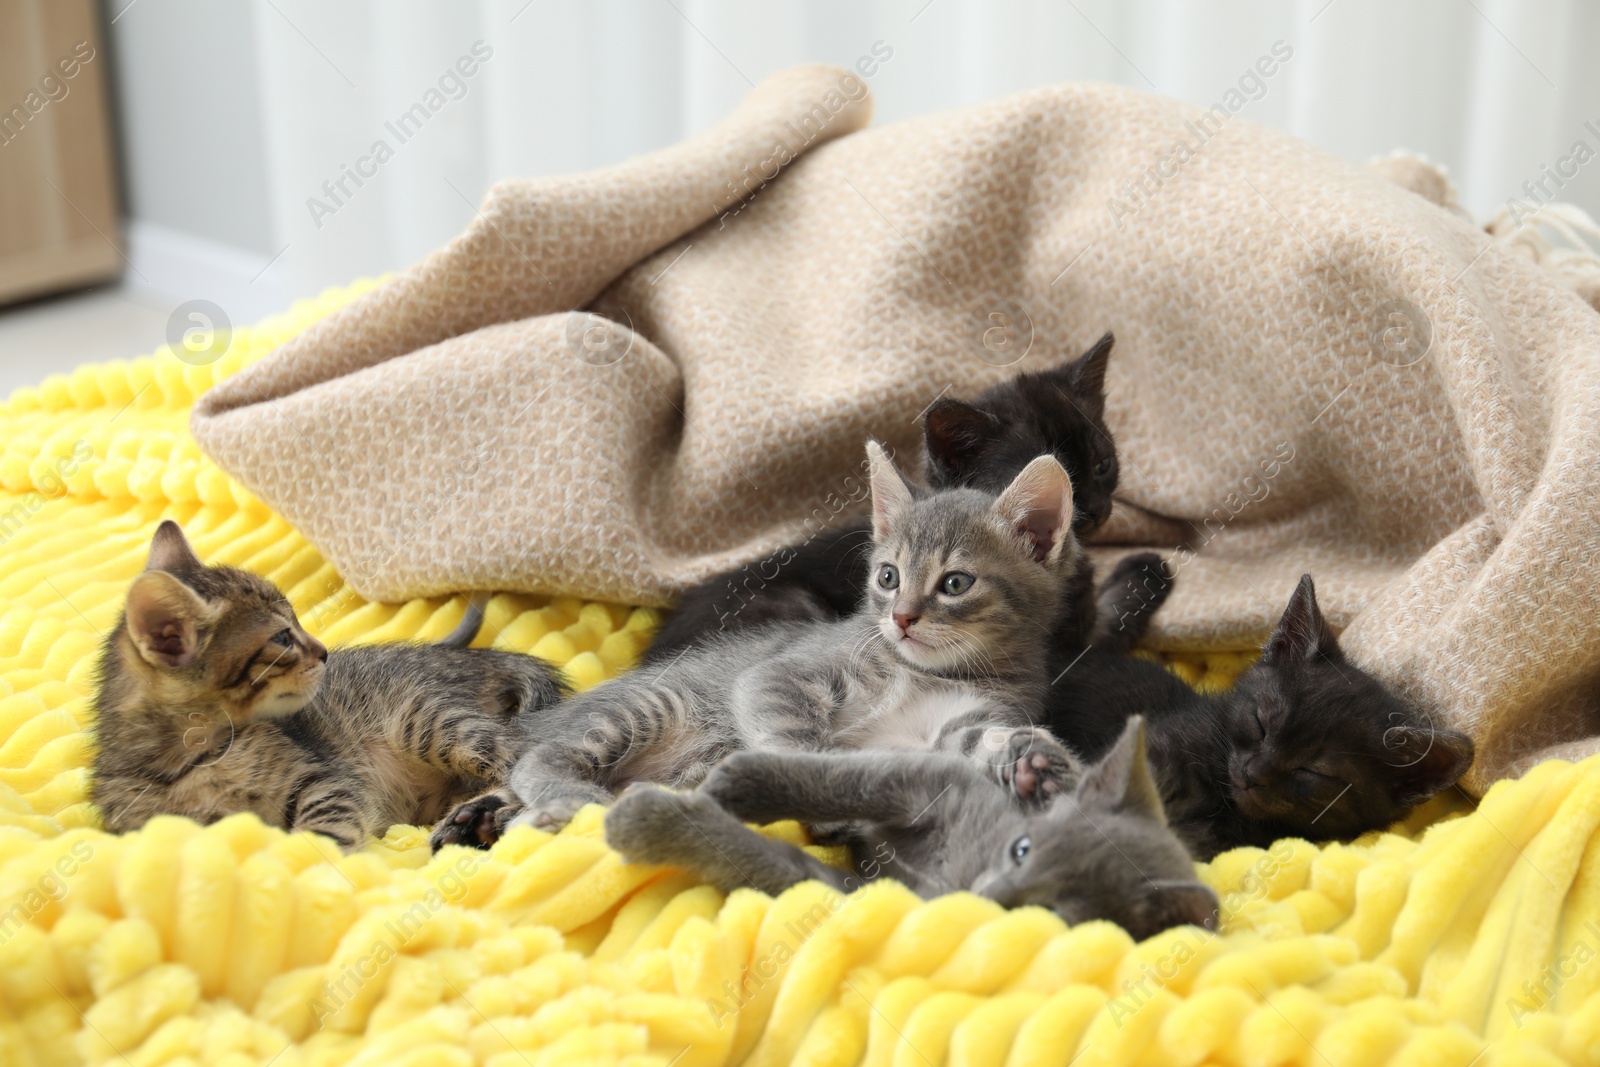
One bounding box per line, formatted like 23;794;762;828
153;0;1600;303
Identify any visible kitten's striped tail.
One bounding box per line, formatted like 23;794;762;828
439;592;490;648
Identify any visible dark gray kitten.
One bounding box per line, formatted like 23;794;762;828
605;717;1218;942
433;443;1087;849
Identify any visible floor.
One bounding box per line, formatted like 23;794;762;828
0;285;174;399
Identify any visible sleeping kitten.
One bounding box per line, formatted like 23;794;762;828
1045;575;1474;859
605;717;1218;942
433;443;1087;849
91;521;566;851
644;332;1130;663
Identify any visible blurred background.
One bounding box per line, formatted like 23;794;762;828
2;0;1598;394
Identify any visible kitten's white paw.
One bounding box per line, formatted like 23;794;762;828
508;792;597;833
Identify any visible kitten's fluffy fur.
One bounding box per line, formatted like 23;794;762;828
1047;575;1474;859
91;522;565;851
644;333;1126;663
436;444;1087;848
606;717;1218;942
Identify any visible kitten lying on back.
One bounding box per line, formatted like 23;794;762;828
1046;575;1474;859
91;522;565;851
606;717;1218;942
645;333;1165;663
434;443;1086;848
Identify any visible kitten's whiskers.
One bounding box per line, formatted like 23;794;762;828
942;629;1001;677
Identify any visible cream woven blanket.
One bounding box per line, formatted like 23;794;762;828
192;66;1600;791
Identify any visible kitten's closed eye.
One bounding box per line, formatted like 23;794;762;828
1290;768;1347;801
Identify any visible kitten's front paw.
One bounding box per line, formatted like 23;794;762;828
699;751;787;820
993;728;1082;805
505;784;611;834
1106;551;1173;592
431;790;521;851
1097;552;1175;644
606;786;721;865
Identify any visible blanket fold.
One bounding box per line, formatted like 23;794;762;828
191;67;1600;791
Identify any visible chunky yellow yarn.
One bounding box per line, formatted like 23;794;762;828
0;284;1592;1065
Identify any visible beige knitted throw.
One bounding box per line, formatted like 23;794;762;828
192;66;1600;792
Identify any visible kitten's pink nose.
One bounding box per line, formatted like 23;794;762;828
305;636;328;662
893;611;919;635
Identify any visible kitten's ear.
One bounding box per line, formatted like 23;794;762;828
1040;332;1114;413
866;441;916;540
1149;880;1220;931
125;571;221;670
1036;334;1113;415
923;399;1000;484
991;454;1075;565
1262;574;1340;665
1076;716;1167;823
145;520;203;574
1386;725;1475;807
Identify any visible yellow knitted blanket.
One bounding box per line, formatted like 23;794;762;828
1;285;1594;1067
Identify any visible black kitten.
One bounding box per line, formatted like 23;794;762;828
1044;575;1474;860
645;333;1126;663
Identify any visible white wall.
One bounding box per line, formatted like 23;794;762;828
110;0;275;254
104;0;1600;323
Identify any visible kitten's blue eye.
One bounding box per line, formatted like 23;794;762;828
1010;835;1031;865
939;572;975;596
877;565;899;590
271;628;293;646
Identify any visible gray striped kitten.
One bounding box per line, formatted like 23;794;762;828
433;442;1085;849
93;522;565;852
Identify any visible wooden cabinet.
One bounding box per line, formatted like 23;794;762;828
0;0;121;306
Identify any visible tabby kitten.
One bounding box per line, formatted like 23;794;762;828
605;717;1218;942
1045;575;1474;859
434;443;1086;849
644;332;1126;663
91;521;565;851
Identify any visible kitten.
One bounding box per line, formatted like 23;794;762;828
434;443;1088;848
91;521;566;852
644;332;1128;664
1045;575;1474;860
605;717;1219;942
